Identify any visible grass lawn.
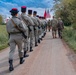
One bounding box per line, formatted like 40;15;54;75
62;26;76;52
0;25;8;50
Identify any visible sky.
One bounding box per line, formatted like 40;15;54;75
0;0;54;18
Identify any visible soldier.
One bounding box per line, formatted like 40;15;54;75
36;15;41;43
28;10;35;51
47;20;51;32
28;10;38;47
40;17;45;39
51;16;58;38
57;17;64;39
39;16;43;40
41;17;45;38
43;17;47;37
6;8;25;71
19;6;29;57
41;17;47;38
33;11;39;46
20;7;34;52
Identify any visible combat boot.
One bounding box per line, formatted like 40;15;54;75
20;57;25;64
9;60;14;71
38;39;40;43
30;47;33;52
35;42;38;47
44;32;46;36
42;33;45;38
49;29;50;32
24;51;26;57
24;51;29;58
40;36;43;40
43;33;45;38
60;36;62;39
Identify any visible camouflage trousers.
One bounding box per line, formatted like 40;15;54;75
9;33;23;60
29;26;34;48
34;27;38;43
23;27;28;51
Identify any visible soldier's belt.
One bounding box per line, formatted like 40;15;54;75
34;26;38;27
28;25;33;27
10;32;21;34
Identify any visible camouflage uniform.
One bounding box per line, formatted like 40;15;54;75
36;16;41;43
39;19;43;40
28;10;35;51
47;20;51;32
51;17;58;38
57;18;64;38
28;16;34;51
32;16;39;46
6;16;26;60
19;12;31;57
6;8;25;71
42;18;47;37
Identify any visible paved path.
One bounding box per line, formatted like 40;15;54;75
0;31;76;75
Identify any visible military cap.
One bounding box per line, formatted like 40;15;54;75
42;17;44;19
53;16;55;18
39;16;42;19
10;8;19;14
41;16;43;19
28;10;32;14
42;17;45;19
33;11;37;14
36;15;39;17
21;6;26;12
44;17;46;19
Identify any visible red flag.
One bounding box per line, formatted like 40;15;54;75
44;10;47;19
44;9;51;19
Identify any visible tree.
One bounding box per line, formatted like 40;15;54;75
53;0;76;26
0;15;3;24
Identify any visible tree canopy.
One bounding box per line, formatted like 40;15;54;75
53;0;76;26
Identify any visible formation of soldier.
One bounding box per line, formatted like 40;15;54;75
6;6;47;71
47;16;64;39
6;6;64;71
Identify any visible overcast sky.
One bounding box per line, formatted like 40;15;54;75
0;0;54;18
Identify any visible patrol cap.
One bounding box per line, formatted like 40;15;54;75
41;16;43;19
21;6;26;12
33;11;37;14
43;17;45;19
42;16;44;19
36;15;39;17
10;8;19;14
28;10;32;14
41;16;45;19
53;16;55;18
39;16;42;19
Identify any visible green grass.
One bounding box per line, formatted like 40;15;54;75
0;25;8;50
62;26;76;52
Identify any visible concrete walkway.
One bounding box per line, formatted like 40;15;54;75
0;31;76;75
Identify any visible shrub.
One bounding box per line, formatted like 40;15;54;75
72;23;76;30
62;27;76;52
0;25;8;50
